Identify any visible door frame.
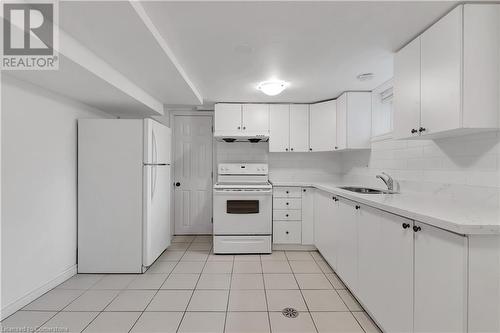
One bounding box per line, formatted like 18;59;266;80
170;111;215;235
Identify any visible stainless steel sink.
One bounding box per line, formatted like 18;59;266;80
338;186;397;194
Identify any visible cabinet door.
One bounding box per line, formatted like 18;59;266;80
289;104;309;152
336;198;357;291
314;191;336;267
393;37;421;139
414;222;467;333
215;103;242;132
346;92;371;149
309;100;336;152
358;206;413;333
301;187;314;245
269;104;290;152
421;6;462;135
242;104;269;132
336;94;347;150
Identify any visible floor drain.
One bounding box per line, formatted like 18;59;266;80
282;307;299;318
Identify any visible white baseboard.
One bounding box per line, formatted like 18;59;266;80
1;264;77;320
273;244;317;251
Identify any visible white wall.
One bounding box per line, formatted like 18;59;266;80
1;75;110;318
340;132;500;205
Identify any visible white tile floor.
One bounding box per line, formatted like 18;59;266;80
1;235;382;333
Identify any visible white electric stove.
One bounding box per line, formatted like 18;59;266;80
213;163;272;254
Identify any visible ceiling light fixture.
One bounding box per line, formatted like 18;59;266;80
357;73;375;81
257;80;289;96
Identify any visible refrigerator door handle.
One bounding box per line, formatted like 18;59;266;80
152;130;158;165
151;166;157;199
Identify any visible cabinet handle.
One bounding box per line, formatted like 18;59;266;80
413;225;422;232
411;128;418;134
303;189;306;192
286;202;289;205
286;191;289;194
175;182;181;187
237;126;241;130
402;223;410;229
290;148;294;151
286;231;289;234
309;148;312;151
355;205;361;210
418;127;426;133
334;146;338;150
285;214;289;217
285;148;289;152
335;198;339;202
243;126;246;130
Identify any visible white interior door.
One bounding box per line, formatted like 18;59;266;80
173;115;213;235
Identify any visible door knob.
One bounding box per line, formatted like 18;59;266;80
175;182;181;187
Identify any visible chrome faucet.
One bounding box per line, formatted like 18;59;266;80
376;172;395;191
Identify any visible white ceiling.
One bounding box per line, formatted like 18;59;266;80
142;1;457;105
59;1;202;106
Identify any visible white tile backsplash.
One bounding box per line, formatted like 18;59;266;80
215;132;500;204
341;131;500;204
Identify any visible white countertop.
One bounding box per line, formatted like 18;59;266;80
271;181;500;235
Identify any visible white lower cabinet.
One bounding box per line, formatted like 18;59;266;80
273;186;314;245
301;187;315;245
314;189;469;333
414;222;467;333
335;198;359;293
273;221;301;244
358;205;413;333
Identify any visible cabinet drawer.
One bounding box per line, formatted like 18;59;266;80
273;221;301;244
273;198;301;210
273;209;301;221
273;187;302;198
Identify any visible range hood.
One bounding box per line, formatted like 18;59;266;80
214;131;269;143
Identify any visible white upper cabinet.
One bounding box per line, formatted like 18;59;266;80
269;104;290;152
289;105;309;152
394;4;500;139
241;104;269;133
269;104;309;152
309;100;336;152
420;6;462;135
215;103;269;136
214;103;242;133
335;92;372;150
393;37;421;140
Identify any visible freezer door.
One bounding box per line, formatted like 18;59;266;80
143;165;171;267
144;119;172;165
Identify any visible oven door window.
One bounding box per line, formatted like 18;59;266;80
226;200;259;214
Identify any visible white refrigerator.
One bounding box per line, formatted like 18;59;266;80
78;118;171;273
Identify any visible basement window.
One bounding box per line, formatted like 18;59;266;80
371;79;393;141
